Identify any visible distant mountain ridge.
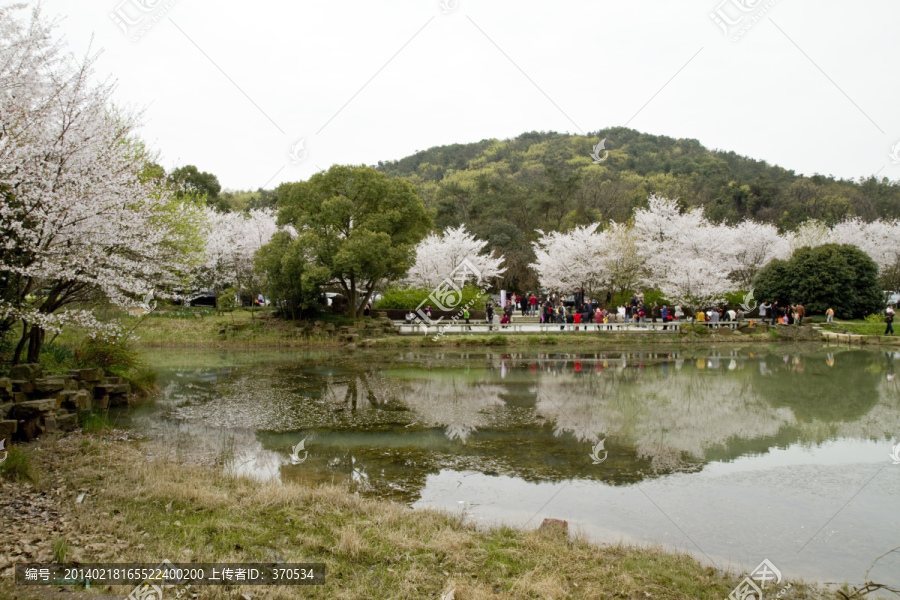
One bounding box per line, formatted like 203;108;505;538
372;127;899;289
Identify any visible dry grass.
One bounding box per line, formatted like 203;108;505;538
0;433;822;600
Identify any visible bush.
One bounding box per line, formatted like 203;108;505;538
74;338;141;372
39;343;76;374
753;244;882;319
679;323;711;336
375;285;489;310
81;410;113;433
864;313;885;325
74;338;156;394
218;287;238;312
0;445;36;483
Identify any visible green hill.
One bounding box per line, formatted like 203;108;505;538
375;127;900;289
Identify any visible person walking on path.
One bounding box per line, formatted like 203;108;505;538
886;305;895;336
826;307;835;323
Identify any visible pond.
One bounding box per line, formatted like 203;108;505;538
120;345;900;587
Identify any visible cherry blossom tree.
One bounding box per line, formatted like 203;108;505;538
199;208;279;302
632;196;732;313
601;222;644;297
785;219;831;253
829;218;900;276
724;220;791;288
0;5;205;362
405;225;505;289
531;223;608;296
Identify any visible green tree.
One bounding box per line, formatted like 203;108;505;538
169;165;226;211
751;258;793;306
753;244;882;319
254;231;323;320
277;165;432;317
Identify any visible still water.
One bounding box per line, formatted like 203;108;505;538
123;345;900;587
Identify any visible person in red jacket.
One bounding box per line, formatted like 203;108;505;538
573;311;582;331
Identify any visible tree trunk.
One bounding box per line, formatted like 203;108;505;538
12;319;29;365
346;275;358;318
26;324;44;363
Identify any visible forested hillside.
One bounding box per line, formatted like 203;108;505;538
376;128;900;289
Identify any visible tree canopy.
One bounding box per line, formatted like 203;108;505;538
752;244;883;319
276;165;432;317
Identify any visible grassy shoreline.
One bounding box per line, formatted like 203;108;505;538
0;432;821;600
48;309;900;350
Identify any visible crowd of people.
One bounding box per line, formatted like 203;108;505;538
408;289;897;336
485;289;692;330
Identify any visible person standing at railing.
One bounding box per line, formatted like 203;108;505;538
463;308;471;331
660;304;669;330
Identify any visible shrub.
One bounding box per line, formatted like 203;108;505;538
52;537;70;563
753;244;882;319
74;338;141;372
74;338;156;394
679;323;711;336
81;410;113;433
218;287;238;312
39;343;76;374
0;445;36;483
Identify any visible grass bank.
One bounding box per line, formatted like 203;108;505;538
0;432;820;600
44;308;900;353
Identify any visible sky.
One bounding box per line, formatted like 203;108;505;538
33;0;900;191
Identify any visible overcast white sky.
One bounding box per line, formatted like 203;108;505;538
36;0;900;191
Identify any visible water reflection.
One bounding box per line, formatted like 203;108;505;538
123;347;900;495
126;347;900;585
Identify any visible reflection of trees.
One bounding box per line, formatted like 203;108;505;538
751;350;880;422
386;378;505;442
150;348;900;500
532;363;794;472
